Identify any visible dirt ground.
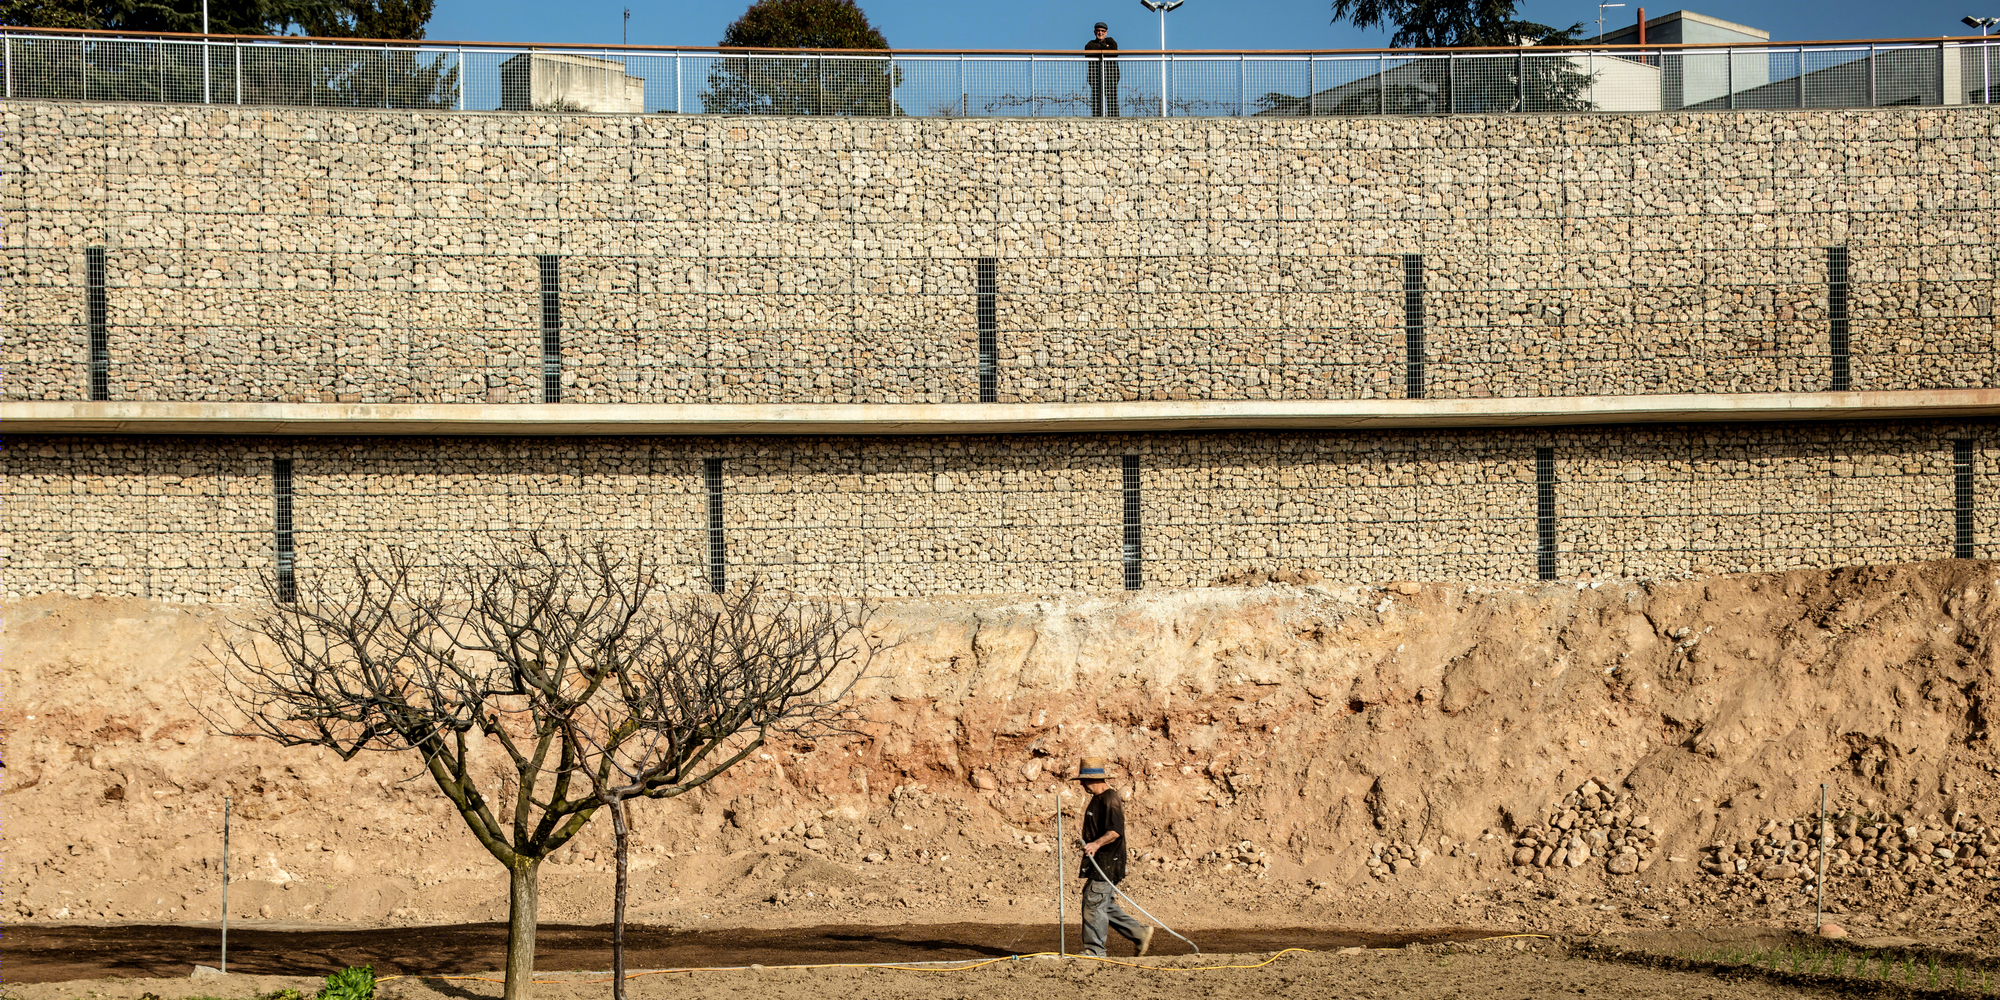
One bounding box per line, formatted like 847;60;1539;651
1;935;1951;1000
0;921;1486;982
5;561;1998;995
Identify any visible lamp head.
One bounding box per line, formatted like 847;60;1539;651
1968;15;1982;26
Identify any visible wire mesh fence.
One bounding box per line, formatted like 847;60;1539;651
3;31;1994;116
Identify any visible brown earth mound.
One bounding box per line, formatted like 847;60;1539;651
4;562;1996;951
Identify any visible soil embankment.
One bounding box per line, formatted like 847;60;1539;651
4;562;1997;950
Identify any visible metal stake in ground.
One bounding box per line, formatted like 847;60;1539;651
1816;784;1828;932
1056;788;1067;958
222;795;231;973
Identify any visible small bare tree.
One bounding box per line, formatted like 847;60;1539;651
211;538;880;1000
545;581;876;1000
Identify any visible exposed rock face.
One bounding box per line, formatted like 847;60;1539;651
3;561;1996;929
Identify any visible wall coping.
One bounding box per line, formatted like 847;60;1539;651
6;390;1998;436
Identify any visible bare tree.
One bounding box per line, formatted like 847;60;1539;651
211;538;881;1000
542;581;878;1000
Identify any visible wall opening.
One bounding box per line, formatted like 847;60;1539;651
87;247;108;401
977;258;997;403
273;458;296;603
704;457;725;593
1536;446;1557;581
1955;439;1975;559
1122;454;1142;590
1403;254;1425;400
1828;246;1850;392
539;254;562;404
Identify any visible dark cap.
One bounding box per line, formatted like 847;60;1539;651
1094;22;1108;30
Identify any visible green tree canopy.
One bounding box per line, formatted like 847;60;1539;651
2;0;430;37
295;0;432;38
719;0;887;50
1330;0;1580;48
704;0;898;115
1316;0;1591;114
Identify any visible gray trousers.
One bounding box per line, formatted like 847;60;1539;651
1080;878;1146;957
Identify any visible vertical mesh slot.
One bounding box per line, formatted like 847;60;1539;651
704;457;725;594
976;257;998;403
273;458;296;603
539;255;562;404
1828;247;1850;392
1122;455;1142;591
87;247;108;401
1536;446;1557;581
1955;439;1975;559
1403;254;1425;400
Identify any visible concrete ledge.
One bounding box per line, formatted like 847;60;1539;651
6;390;1999;436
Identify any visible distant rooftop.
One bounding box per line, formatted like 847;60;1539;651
1594;9;1771;46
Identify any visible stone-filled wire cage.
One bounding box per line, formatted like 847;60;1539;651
5;427;1992;603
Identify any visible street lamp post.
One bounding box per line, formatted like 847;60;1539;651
1139;0;1184;117
1966;16;1998;104
1596;2;1626;41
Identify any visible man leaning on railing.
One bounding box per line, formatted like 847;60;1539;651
1085;20;1119;117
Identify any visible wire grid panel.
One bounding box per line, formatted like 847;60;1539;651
890;55;971;117
1729;49;1802;110
1873;45;1942;107
1300;56;1389;115
1558;427;1971;579
699;52;898;116
1964;42;1997;104
1447;54;1519;114
1381;55;1446;115
1239;56;1309;116
1163;56;1252;117
1799;46;1876;108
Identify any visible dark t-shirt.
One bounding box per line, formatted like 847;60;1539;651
1084;37;1119;81
1079;788;1129;883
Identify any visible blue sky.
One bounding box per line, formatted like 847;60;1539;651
427;1;1991;50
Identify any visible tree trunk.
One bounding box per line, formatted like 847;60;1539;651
612;799;630;1000
503;860;540;1000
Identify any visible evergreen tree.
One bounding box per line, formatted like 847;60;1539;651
3;0;345;35
719;0;886;49
295;0;432;40
1330;0;1577;49
703;0;898;116
1324;0;1594;113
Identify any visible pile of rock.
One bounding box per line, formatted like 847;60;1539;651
1366;835;1477;877
1509;779;1661;875
1205;840;1273;875
1699;810;1998;888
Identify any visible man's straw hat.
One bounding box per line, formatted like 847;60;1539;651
1071;756;1116;781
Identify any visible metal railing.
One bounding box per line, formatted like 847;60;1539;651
1;28;1994;116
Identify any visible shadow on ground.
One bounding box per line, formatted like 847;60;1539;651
1;922;1497;982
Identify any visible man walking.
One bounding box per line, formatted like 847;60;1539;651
1073;756;1152;957
1084;22;1119;116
